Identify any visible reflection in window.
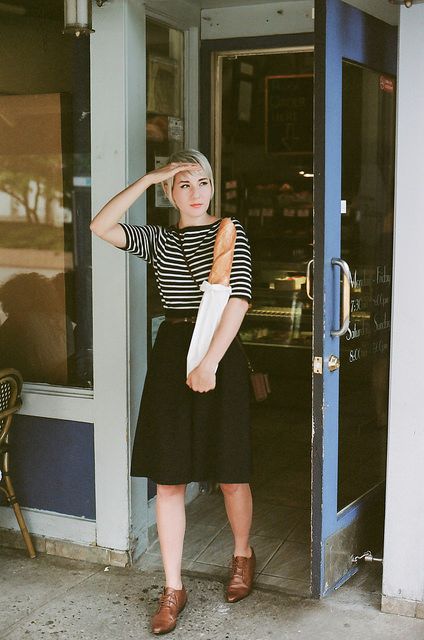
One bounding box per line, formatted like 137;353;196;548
338;62;396;510
146;19;185;319
145;19;185;500
0;6;92;388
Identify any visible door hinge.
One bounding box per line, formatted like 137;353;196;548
313;356;323;374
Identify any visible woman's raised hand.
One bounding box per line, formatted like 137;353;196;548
147;162;200;185
90;162;200;248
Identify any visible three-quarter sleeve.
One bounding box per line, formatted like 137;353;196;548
229;218;252;303
118;223;161;264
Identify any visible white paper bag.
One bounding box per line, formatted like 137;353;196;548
186;280;231;377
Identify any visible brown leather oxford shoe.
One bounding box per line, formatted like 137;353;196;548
151;585;187;635
226;547;256;603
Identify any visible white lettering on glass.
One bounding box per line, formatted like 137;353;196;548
374;313;391;331
376;265;391;284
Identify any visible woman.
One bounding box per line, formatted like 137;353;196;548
90;149;254;635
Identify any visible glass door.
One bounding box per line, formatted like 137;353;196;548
312;0;397;597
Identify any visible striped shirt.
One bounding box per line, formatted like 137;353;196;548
119;217;252;311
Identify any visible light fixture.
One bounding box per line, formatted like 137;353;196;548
388;0;424;7
63;0;94;37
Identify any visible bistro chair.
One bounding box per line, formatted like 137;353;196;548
0;368;36;558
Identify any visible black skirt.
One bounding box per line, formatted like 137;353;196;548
130;318;252;484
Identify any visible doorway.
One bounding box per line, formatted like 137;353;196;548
138;41;315;597
182;28;395;596
211;47;315;595
136;2;397;601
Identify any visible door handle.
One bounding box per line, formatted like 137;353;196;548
306;259;313;300
331;258;352;337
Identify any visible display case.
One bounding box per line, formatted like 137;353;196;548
215;50;316;404
236;180;313;349
235;182;314;405
240;259;313;407
240;260;312;351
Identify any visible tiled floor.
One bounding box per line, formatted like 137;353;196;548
136;403;313;597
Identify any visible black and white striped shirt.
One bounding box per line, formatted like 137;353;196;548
119;217;252;311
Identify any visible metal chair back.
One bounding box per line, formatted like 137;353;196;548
0;368;36;558
0;368;23;449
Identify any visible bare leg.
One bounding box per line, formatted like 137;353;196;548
220;483;253;557
156;483;186;589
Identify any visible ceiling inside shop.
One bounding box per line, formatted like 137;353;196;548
187;0;399;25
198;0;304;5
0;0;401;27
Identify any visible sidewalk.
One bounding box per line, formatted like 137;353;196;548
1;546;424;640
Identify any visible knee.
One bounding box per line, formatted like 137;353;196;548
220;483;245;497
156;483;186;499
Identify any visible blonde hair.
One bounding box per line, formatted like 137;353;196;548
161;149;214;209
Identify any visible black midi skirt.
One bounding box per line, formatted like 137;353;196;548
130;318;252;484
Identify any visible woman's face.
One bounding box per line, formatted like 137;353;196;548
171;168;212;218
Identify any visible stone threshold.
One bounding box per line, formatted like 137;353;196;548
381;594;424;619
0;527;130;568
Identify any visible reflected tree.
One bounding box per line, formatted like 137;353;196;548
0;154;64;225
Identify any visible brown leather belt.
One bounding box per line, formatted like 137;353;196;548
165;316;197;324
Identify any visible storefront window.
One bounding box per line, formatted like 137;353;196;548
145;19;185;340
145;19;185;499
0;4;92;388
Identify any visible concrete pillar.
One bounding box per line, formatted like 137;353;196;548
382;4;424;620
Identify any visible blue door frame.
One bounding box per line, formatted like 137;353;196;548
312;0;397;598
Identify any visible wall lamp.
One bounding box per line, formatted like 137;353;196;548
63;0;108;37
389;0;412;6
389;0;424;7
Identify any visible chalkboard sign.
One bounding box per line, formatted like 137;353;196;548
265;74;313;155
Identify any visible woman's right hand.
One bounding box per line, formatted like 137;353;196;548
146;162;200;185
90;162;200;247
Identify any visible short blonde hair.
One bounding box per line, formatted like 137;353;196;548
161;149;214;209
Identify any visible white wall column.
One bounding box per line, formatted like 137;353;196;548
90;0;200;559
382;4;424;619
91;0;147;554
126;0;149;559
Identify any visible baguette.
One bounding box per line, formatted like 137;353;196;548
208;218;236;286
